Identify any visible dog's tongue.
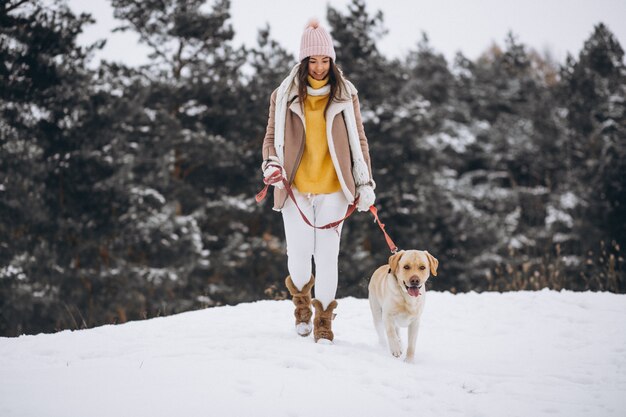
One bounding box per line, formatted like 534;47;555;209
408;287;421;297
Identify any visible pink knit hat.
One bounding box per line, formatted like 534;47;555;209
299;18;336;61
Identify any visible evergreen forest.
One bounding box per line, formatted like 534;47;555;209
1;0;624;336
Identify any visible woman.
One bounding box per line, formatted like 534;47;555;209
261;19;375;343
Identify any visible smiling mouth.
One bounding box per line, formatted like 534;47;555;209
405;284;422;297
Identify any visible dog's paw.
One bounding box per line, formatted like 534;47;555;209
404;355;415;364
389;337;402;358
389;341;402;358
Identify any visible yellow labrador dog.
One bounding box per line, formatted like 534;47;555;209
368;250;438;362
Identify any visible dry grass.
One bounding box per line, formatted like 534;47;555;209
486;240;623;292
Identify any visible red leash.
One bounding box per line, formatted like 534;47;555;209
256;166;399;253
367;205;399;253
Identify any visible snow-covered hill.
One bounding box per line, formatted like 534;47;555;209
1;291;625;417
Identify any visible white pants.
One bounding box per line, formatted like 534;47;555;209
282;188;349;310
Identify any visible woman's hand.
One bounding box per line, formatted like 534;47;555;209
356;181;376;211
262;156;286;189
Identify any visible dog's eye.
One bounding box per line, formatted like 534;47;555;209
419;265;426;270
403;265;410;270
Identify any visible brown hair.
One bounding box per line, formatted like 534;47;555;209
296;57;346;114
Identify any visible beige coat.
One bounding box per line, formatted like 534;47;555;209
262;82;373;211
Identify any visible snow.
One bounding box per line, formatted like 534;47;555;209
1;291;625;417
130;186;166;205
0;264;26;280
546;205;575;228
560;191;580;210
423;121;477;153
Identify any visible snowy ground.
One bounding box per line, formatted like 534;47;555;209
1;290;625;417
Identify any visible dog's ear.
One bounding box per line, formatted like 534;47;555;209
425;251;439;276
388;251;404;274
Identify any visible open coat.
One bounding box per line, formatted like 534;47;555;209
262;79;373;211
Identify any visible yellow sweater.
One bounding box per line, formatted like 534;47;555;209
293;76;342;194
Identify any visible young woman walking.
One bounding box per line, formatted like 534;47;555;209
261;19;375;343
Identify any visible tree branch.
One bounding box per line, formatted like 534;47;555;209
173;39;185;81
5;0;30;14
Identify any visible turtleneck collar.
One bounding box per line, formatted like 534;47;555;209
308;75;329;89
307;75;330;96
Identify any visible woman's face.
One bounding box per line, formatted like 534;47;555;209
308;55;331;80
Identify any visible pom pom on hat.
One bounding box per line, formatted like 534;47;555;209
306;18;320;29
299;18;336;61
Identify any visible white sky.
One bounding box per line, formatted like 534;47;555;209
66;0;626;66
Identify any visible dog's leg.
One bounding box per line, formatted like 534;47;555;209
368;296;386;348
383;313;402;358
405;320;420;363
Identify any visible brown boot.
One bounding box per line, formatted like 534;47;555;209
285;275;315;336
311;299;338;343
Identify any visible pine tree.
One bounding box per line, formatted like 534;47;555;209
326;0;398;108
0;0;106;334
108;0;250;316
560;23;626;256
404;33;454;106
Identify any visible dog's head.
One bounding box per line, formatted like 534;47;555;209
388;250;439;297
